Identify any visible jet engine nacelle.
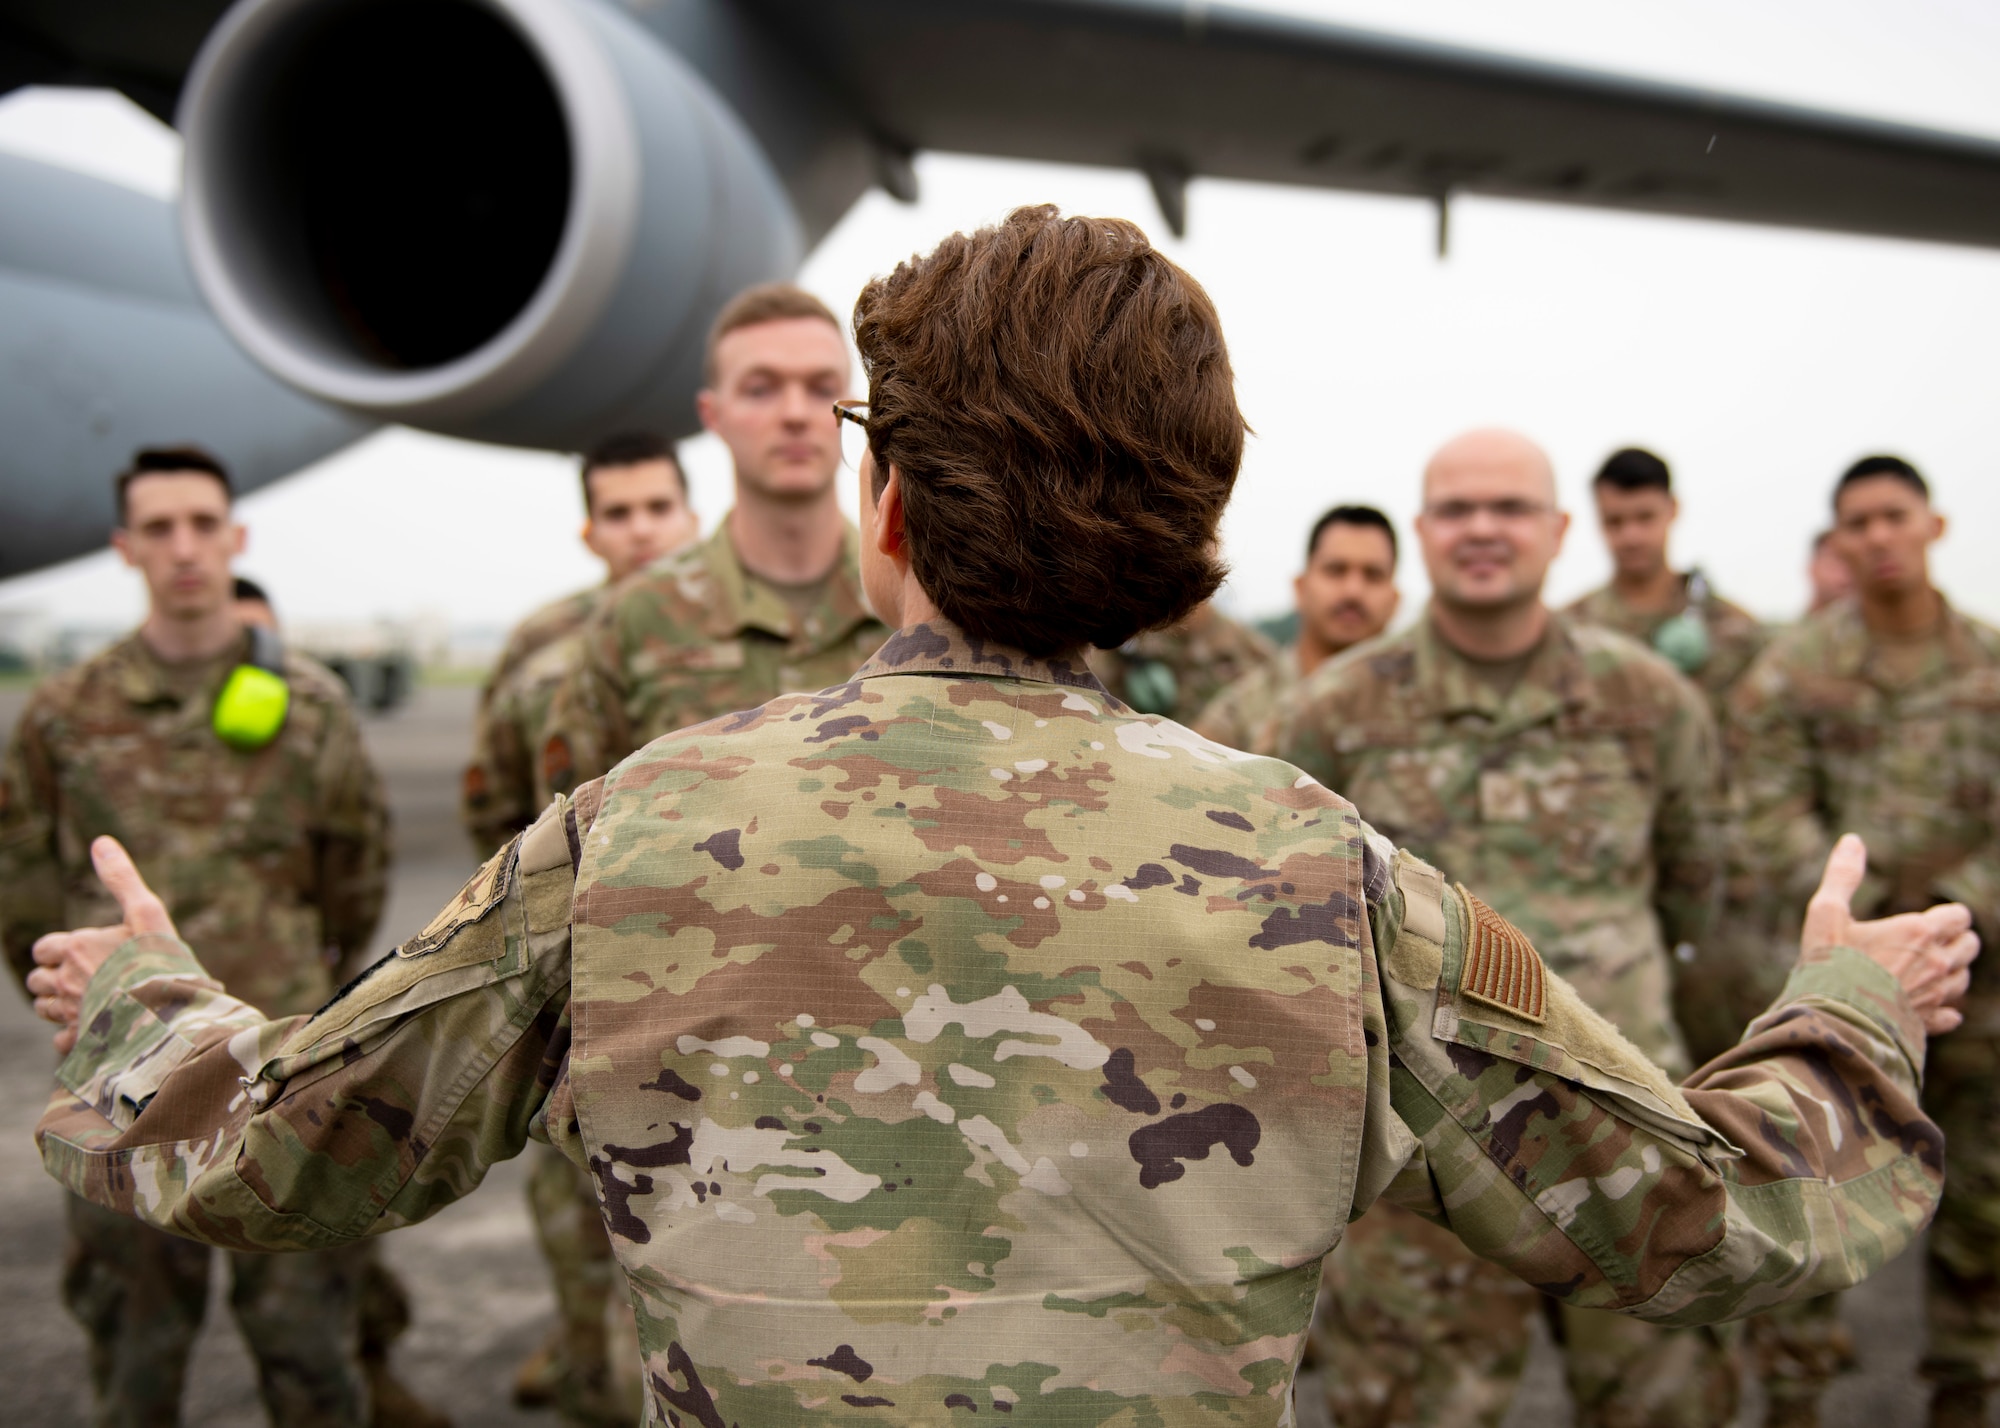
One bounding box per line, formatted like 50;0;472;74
179;0;806;448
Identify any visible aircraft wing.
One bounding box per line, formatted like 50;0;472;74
9;0;2000;250
3;0;1996;583
739;0;2000;248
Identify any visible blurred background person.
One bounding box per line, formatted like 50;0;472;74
1275;428;1732;1428
461;430;694;1426
1807;526;1858;613
1089;597;1274;723
232;574;279;631
1566;446;1767;726
1729;455;2000;1428
540;285;888;798
0;448;440;1428
1195;502;1399;752
461;432;696;855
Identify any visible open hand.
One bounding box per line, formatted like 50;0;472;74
1802;833;1979;1035
25;837;177;1054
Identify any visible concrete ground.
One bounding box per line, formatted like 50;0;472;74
0;683;1955;1425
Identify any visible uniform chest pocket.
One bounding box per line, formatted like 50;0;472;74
1481;735;1653;874
1340;744;1456;847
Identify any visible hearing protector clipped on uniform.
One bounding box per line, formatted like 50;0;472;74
1651;568;1713;676
1120;651;1180;716
212;626;291;751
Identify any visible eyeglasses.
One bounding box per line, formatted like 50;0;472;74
833;399;871;470
1421;498;1553;525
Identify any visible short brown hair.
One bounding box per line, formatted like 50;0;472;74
852;206;1242;655
703;283;841;385
117;446;233;524
580;431;685;514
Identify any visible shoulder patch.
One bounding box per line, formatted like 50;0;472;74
1459;889;1546;1023
399;846;511;958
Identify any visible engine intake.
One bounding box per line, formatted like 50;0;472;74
180;0;803;445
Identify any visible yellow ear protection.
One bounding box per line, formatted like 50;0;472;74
212;625;291;751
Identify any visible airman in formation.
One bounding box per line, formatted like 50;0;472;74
6;210;1993;1428
1194;503;1401;753
463;431;698;1425
0;449;443;1427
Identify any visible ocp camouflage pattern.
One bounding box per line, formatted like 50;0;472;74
1193;646;1297;756
1729;594;2000;1390
0;629;390;1013
538;521;886;799
1271;609;1721;1072
1087;602;1276;723
463;584;607;855
40;621;1944;1427
1566;578;1768;729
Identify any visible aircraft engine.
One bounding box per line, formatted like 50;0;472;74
178;0;805;448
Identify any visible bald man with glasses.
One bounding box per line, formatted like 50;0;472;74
1273;428;1733;1428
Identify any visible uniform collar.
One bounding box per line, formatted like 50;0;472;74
700;518;877;647
1583;575;1689;630
111;627;249;707
1820;592;1986;688
854;621;1106;691
1414;606;1590;728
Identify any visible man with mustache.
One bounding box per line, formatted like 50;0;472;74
23;218;1973;1428
1195;503;1400;752
1273;428;1732;1428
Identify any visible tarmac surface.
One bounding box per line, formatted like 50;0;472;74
0;682;1955;1426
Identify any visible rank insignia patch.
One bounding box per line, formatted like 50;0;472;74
1459;889;1546;1023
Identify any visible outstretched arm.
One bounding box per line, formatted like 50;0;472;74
30;793;594;1251
1361;831;1972;1325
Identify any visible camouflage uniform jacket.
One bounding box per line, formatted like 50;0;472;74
463;585;607;855
1193;646;1298;755
40;621;1943;1426
1728;595;2000;1011
1088;602;1277;722
1271;609;1722;1071
539;520;888;797
0;629;389;1016
1566;578;1768;726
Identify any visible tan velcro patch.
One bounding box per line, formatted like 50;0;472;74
1459;889;1546;1023
398;847;511;959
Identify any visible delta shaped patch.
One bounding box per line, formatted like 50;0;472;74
1458;890;1546;1023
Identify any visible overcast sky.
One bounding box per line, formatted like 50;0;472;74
1;0;1996;638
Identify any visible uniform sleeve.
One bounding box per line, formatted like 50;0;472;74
538;605;633;799
0;699;67;990
1189;682;1250;752
1267;677;1349;793
1726;652;1834;919
36;792;591;1251
312;695;392;976
1355;833;1941;1326
1651;675;1726;951
461;676;540;858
